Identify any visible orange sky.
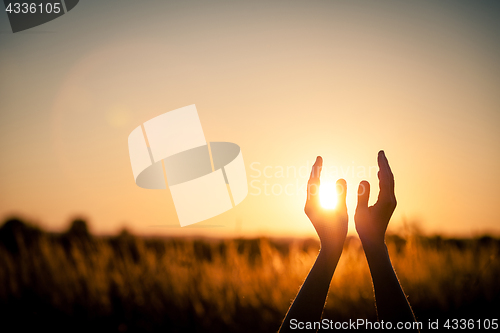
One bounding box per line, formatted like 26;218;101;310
1;0;499;238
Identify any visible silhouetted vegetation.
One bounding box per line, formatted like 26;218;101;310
0;217;499;332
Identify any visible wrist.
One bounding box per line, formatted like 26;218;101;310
360;236;386;253
319;242;344;258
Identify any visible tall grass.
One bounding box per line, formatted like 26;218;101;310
0;218;498;332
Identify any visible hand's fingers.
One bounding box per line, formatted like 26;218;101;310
336;178;347;210
356;180;370;211
308;156;323;183
307;156;322;206
377;150;395;200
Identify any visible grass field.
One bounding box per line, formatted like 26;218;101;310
0;217;499;332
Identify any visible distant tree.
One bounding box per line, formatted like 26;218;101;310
0;217;41;254
66;218;91;239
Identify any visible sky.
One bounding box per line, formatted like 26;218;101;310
0;0;499;238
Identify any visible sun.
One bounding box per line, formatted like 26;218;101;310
319;182;338;209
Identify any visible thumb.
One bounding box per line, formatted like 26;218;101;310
356;181;370;211
336;179;347;210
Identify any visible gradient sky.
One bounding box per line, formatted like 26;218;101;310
1;0;499;238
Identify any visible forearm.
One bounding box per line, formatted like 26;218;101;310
279;247;342;333
361;239;417;325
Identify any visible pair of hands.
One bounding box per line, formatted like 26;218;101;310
279;150;416;333
305;151;397;252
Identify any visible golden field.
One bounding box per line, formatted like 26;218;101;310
0;218;499;332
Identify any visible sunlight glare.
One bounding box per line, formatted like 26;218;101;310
320;182;338;209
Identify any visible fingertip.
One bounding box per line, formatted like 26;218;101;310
310;156;322;179
336;178;347;187
377;150;391;176
377;150;385;163
357;180;370;208
378;150;387;161
358;180;370;195
336;178;347;195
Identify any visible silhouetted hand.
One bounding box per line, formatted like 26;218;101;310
305;156;348;254
354;151;417;328
279;156;348;332
355;151;397;245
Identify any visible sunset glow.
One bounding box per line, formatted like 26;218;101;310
320;182;338;209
